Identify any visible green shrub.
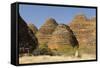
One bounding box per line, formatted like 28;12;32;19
32;47;54;56
33;43;54;56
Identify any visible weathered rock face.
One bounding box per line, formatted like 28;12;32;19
18;15;38;54
48;24;79;50
69;14;96;46
72;14;87;23
28;23;38;34
36;18;58;45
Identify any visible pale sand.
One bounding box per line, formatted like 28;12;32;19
19;54;96;64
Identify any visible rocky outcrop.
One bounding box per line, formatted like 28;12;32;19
72;14;87;23
18;15;38;54
36;18;58;45
48;24;79;50
69;14;96;46
28;23;38;34
18;13;96;56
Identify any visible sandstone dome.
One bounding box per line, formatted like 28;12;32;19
72;14;87;23
18;14;38;54
48;24;79;51
69;14;96;46
36;18;58;45
28;23;38;34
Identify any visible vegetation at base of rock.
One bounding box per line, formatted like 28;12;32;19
32;43;54;56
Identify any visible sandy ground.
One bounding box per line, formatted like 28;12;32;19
19;54;96;64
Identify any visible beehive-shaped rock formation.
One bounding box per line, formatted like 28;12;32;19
28;23;38;34
36;18;58;45
69;14;96;46
48;24;79;51
18;15;38;54
72;14;87;23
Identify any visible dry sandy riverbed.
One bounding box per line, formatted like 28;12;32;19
19;54;96;64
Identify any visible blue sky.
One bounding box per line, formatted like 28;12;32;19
19;4;96;29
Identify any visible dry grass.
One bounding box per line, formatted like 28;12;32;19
19;54;96;64
79;45;96;54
